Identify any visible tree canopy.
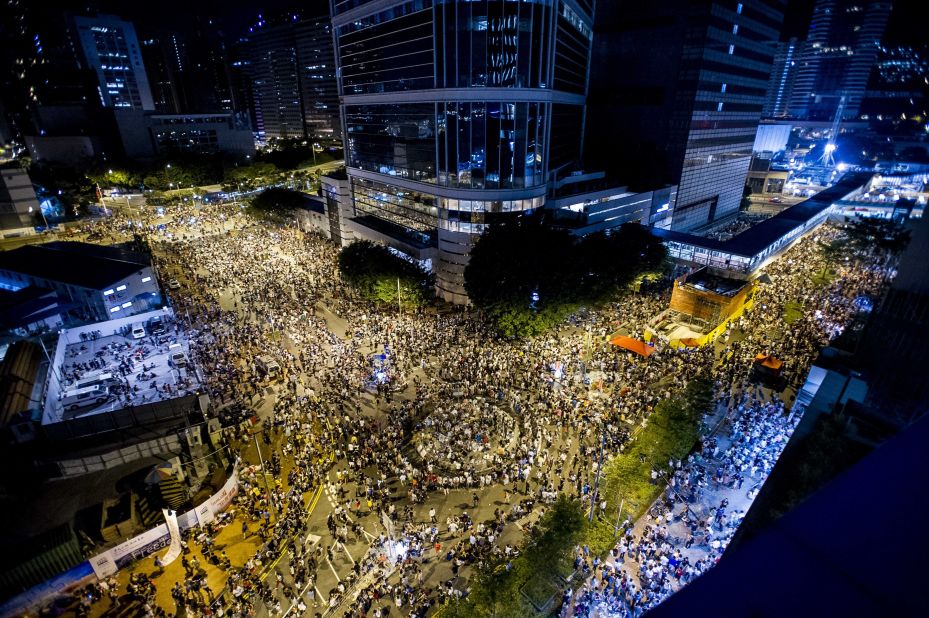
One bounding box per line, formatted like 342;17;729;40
464;219;668;337
338;241;434;310
250;188;312;213
445;495;586;617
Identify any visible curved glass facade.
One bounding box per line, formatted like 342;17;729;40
338;1;436;95
435;0;553;89
345;101;546;189
334;0;593;302
345;104;437;182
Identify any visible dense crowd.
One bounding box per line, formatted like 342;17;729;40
69;196;895;618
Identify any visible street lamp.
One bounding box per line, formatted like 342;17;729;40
29;205;50;229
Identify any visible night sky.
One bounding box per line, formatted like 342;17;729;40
19;0;929;51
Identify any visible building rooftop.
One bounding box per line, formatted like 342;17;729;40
653;172;872;259
681;269;749;297
42;308;199;426
0;242;151;291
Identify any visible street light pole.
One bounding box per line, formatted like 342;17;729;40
29;206;49;229
589;427;605;522
397;277;402;316
613;497;625;540
253;433;278;523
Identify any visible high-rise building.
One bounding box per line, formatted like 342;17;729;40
0;3;102;138
788;0;892;121
140;19;241;118
140;36;183;114
244;13;340;141
585;1;785;232
763;38;801;117
332;0;593;302
69;14;155;111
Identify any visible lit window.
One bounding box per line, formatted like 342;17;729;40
121;301;132;308
732;24;739;35
728;44;735;55
116;284;127;291
717;102;724;112
736;3;743;14
721;83;727;92
104;289;115;296
141;276;151;283
110;306;120;313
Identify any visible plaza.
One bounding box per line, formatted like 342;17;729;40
20;184;892;618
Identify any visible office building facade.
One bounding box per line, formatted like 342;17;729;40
763;38;801;117
332;0;593;303
788;0;892;121
245;14;341;141
69;14;154;111
672;1;786;231
585;1;784;233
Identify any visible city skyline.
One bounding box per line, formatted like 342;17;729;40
0;2;927;617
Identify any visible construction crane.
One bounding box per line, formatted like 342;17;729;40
819;94;846;168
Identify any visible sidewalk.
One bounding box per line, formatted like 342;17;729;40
568;383;799;617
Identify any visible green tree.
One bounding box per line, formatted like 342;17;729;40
250;187;311;212
465;219;667;337
816;238;848;282
338;241;434;310
844;218;911;257
587;374;714;554
446;495;585;617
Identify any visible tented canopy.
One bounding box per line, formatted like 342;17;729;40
610;335;655;357
754;353;783;370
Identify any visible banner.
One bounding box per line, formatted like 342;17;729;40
194;500;215;527
88;464;239;579
206;464;240;514
89;523;169;579
160;509;182;566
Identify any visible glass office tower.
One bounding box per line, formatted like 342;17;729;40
789;0;892;121
331;0;592;303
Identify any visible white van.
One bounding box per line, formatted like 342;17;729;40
256;356;281;379
61;385;111;412
169;343;188;368
131;323;146;339
74;372;119;390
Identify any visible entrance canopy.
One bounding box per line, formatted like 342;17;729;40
610;335;655;357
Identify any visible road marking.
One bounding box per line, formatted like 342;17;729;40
326;556;341;582
339;541;356;566
304;533;322;547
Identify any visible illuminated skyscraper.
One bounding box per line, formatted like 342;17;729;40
331;0;593;303
69;14;154;111
585;0;785;232
789;0;892;120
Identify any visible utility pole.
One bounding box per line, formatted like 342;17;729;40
613;497;625;540
253;433;278;522
589;428;605;522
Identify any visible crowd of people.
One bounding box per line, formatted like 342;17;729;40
67;195;897;618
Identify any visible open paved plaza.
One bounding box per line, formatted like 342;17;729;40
53;197;898;618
